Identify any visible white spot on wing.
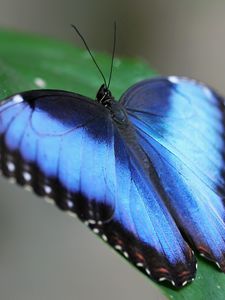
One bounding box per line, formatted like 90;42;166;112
12;95;23;103
168;76;180;84
216;262;221;268
145;268;151;276
93;228;99;234
67;200;74;208
182;280;188;286
44;185;52;194
23;171;31;182
88;219;96;225
171;280;176;286
7;161;15;172
136;262;144;268
203;86;212;98
123;251;129;258
115;245;122;251
158;277;166;282
101;234;108;242
34;77;46;88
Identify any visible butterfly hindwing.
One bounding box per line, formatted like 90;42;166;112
102;127;196;286
121;76;225;270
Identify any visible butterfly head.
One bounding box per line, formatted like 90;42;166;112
96;84;113;106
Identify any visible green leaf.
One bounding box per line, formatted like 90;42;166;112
161;257;225;300
0;29;154;100
0;29;224;300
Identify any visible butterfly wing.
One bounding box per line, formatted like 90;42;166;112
0;89;196;287
0;90;117;222
102;127;196;287
120;76;225;270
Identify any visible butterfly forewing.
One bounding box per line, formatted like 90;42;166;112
120;76;225;271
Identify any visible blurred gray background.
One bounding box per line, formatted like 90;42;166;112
0;1;225;299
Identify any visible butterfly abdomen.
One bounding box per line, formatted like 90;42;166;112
116;120;150;173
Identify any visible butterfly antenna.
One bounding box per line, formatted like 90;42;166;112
107;22;116;89
71;24;107;86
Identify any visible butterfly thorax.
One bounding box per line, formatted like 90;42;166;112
96;84;128;125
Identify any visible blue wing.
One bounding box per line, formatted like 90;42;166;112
120;76;225;271
0;90;116;222
0;89;196;288
104;128;196;287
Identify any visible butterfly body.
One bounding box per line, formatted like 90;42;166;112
1;76;225;288
95;84;128;126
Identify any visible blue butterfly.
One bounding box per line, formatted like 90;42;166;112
1;74;225;288
1;25;225;288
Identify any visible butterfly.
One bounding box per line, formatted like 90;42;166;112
0;27;225;289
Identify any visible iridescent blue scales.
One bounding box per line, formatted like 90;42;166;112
0;76;225;288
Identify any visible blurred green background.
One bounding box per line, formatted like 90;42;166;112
0;1;225;300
